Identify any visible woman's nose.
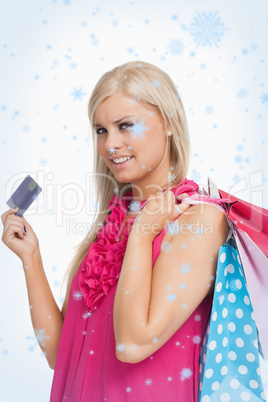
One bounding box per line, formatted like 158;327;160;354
104;128;123;151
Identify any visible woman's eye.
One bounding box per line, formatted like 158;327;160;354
120;123;133;130
95;128;106;135
94;123;133;135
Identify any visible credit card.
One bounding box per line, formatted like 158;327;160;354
6;175;42;217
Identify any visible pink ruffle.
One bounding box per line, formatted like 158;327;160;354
78;178;229;312
79;192;136;311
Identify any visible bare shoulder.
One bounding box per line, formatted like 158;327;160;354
163;202;229;246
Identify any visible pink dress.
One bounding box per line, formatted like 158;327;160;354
50;178;229;402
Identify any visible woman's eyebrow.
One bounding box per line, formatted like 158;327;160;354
93;115;135;128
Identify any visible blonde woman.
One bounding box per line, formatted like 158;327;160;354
1;61;230;401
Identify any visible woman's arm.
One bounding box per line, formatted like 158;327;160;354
113;203;229;363
22;251;64;370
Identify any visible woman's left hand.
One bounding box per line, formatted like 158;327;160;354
130;191;192;242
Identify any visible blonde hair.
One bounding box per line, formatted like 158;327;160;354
60;60;191;317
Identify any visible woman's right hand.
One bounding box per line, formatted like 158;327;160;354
1;207;40;262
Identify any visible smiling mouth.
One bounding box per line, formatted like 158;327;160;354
112;156;134;164
111;155;135;169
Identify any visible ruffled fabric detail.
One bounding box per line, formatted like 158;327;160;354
78;177;227;312
78;191;136;311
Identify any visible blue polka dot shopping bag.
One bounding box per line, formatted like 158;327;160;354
198;236;266;401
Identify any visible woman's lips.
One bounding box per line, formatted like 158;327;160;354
111;156;134;170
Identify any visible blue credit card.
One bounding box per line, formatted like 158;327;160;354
6;175;42;217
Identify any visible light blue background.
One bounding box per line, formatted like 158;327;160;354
0;0;268;400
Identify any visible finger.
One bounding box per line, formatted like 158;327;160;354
177;193;189;200
3;222;25;240
1;207;19;225
5;214;25;228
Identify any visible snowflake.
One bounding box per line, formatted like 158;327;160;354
126;46;135;54
116;343;125;352
70;61;78;70
83;311;92;319
192;335;202;344
39;158;48;167
181;11;228;48
171;14;179;22
180;367;193;381
261;93;268;105
91;36;99;46
70;87;86;102
126;387;132;393
168;39;185;55
73;290;83;301
234;155;243;163
151;79;161;89
181;262;192;274
237;88;249;99
108;147;116;154
169;172;177;182
128;200;141;212
167;376;173;381
128;118;150;140
27;328;50;351
144;378;152;386
236;144;244;152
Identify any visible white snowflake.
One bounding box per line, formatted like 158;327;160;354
73;290;83;301
128;200;141;212
180;368;193;381
181;11;228;48
27;328;50;351
34;328;50;347
145;378;152;386
167;376;173;382
192;335;202;344
83;311;92;319
151;79;161;89
126;387;132;393
116;343;125;352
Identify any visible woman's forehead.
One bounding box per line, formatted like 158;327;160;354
94;94;157;122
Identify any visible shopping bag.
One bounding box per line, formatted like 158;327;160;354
208;176;268;259
232;225;268;360
204;176;268;360
183;176;268;360
198;237;266;402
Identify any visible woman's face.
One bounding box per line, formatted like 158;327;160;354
94;92;171;193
